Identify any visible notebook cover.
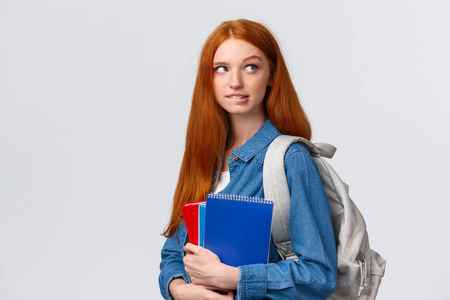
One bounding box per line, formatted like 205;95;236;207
182;201;205;246
204;194;273;267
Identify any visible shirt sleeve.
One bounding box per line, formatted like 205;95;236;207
159;226;191;300
236;144;337;300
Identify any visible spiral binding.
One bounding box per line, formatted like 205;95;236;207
207;193;273;205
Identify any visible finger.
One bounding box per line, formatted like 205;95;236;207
183;242;200;254
215;290;235;300
203;288;234;300
226;290;235;299
203;285;232;292
183;254;192;267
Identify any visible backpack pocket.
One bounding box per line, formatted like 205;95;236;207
328;250;385;300
368;249;387;299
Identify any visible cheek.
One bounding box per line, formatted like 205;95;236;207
213;77;225;92
254;78;270;96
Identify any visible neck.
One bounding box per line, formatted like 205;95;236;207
227;113;267;150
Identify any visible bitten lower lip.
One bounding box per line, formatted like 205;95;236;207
226;95;249;98
226;95;249;103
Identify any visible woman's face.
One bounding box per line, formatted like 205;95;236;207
213;38;272;119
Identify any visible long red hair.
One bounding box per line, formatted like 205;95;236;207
163;19;311;238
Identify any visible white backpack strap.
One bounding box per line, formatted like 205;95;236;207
264;135;336;261
263;135;310;260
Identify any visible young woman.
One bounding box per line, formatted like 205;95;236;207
159;19;337;300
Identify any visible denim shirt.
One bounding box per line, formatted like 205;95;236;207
159;120;337;300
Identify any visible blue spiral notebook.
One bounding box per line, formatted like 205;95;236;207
204;194;274;267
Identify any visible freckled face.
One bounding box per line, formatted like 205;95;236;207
213;38;272;119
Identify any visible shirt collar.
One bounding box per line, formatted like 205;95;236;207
232;119;281;162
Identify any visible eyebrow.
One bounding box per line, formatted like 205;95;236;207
213;55;263;66
244;55;262;62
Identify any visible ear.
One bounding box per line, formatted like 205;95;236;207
267;77;274;87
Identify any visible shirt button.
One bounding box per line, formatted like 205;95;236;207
232;156;238;161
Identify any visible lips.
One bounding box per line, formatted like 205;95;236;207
226;94;249;100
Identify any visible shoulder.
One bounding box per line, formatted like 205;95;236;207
262;135;317;176
284;142;311;163
282;141;319;179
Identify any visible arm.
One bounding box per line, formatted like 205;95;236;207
159;227;190;299
169;278;235;300
159;226;236;300
236;144;338;300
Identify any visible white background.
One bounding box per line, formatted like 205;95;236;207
1;0;449;299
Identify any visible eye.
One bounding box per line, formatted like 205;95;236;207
244;64;258;72
215;66;228;73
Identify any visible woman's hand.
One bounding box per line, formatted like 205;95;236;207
169;278;234;300
183;243;239;290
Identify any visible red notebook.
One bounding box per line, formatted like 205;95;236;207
182;201;206;245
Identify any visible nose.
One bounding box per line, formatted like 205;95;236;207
229;71;243;89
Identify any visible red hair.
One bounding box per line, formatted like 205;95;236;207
163;19;311;238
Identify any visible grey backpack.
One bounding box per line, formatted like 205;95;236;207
263;135;386;300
